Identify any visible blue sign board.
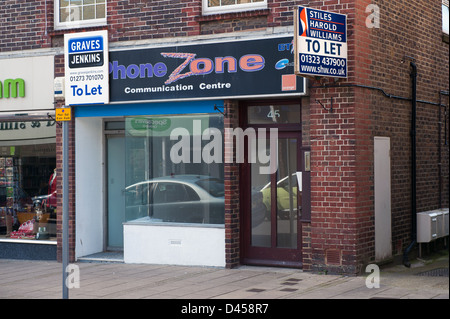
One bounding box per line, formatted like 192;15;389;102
68;36;104;69
295;6;347;78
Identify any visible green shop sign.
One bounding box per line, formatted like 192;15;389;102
126;116;210;137
130;118;172;132
0;78;25;98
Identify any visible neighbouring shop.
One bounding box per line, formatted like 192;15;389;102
0;55;57;260
72;34;309;267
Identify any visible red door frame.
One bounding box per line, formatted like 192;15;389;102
239;99;305;268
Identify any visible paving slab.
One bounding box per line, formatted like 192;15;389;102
0;251;448;302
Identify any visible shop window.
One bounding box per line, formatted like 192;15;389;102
202;0;267;15
54;0;107;30
0;122;57;241
124;114;224;225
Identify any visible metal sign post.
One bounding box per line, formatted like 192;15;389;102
62;119;69;299
58;108;71;299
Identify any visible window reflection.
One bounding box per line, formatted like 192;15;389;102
124;114;224;225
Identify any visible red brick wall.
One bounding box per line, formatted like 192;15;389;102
0;0;51;52
309;0;449;274
224;100;240;268
367;0;449;257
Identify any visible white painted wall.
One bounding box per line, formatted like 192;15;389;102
124;222;225;267
374;137;392;261
75;117;104;259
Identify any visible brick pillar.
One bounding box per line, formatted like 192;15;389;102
309;83;363;275
224;100;240;268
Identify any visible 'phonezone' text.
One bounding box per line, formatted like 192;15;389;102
109;52;265;85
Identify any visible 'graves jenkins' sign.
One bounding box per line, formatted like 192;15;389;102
64;30;109;105
294;6;347;78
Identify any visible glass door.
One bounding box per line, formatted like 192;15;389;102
244;132;302;266
241;102;305;268
106;135;126;249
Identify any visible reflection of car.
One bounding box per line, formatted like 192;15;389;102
125;175;225;224
260;174;300;220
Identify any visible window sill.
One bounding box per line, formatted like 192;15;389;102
124;216;225;229
443;32;449;44
0;238;57;245
48;25;108;37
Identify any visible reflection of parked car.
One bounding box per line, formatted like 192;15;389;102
125;175;225;224
261;174;300;219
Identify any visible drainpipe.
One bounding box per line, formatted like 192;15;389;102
403;61;417;268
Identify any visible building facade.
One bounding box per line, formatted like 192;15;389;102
0;0;448;275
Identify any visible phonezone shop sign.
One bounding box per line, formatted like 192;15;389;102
109;36;306;103
64;30;109;106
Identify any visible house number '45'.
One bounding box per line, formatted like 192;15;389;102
267;110;280;118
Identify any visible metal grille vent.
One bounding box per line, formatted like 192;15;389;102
416;268;449;277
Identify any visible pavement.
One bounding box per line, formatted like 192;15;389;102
0;250;448;302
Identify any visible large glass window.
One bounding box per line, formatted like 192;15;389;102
0;120;57;242
55;0;107;30
124;114;224;225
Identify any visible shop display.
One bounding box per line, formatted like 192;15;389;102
0;152;56;241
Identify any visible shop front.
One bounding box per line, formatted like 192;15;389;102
0;55;57;260
72;34;308;267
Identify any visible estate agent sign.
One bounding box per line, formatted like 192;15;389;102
294;6;347;78
64;30;109;106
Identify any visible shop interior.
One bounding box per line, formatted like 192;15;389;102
0;143;57;241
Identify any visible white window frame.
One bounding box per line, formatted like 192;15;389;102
202;0;267;16
443;1;449;35
54;0;107;30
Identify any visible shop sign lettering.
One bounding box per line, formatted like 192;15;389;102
0;121;56;142
0;121;55;131
130;118;172;131
0;78;25;99
110;53;264;84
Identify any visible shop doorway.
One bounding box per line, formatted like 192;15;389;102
240;102;306;268
106;134;126;249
